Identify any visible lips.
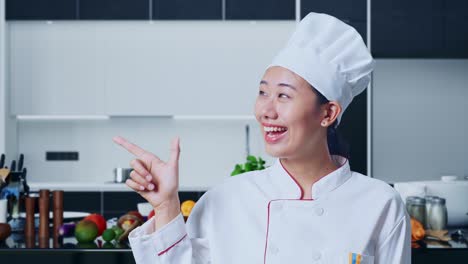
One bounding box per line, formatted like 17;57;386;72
262;123;288;144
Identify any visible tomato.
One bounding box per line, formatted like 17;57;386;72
84;214;107;236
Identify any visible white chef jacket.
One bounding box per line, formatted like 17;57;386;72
129;156;411;264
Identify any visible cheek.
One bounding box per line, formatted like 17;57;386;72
286;108;320;136
254;99;262;120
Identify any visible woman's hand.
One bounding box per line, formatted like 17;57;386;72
112;136;181;210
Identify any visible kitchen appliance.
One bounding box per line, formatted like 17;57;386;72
114;168;133;183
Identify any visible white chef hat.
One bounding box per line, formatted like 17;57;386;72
268;12;375;127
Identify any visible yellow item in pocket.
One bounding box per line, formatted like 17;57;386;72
181;200;196;217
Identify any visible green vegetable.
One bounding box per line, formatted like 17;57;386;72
102;228;116;242
112;226;124;240
75;220;98;243
230;155;267;176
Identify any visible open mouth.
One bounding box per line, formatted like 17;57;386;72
263;126;288;143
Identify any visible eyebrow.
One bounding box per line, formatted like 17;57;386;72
260;80;297;91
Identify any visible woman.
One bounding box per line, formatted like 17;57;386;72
113;12;411;264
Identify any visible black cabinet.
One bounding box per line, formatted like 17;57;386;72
79;0;149;20
63;192;102;214
301;0;367;43
226;0;295;20
154;0;222;20
446;0;468;16
6;0;77;20
301;0;366;21
444;16;468;57
372;0;468;58
373;0;444;16
338;92;367;175
372;15;444;58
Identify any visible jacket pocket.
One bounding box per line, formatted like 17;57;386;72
324;251;374;264
346;253;374;264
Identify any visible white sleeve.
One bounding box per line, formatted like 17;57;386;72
374;213;412;264
128;195;211;264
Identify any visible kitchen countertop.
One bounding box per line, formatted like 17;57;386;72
1;229;467;264
28;182;208;192
1;228;467;251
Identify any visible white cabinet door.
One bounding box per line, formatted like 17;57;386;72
103;21;295;116
9;22;106;115
101;23;176;116
9;22;295;116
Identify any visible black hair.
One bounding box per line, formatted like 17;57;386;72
312;88;350;160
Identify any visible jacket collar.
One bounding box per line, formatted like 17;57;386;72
268;155;352;200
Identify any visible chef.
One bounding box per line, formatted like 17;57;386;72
113;12;411;264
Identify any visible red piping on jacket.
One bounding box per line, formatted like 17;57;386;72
157;234;187;256
279;159;305;200
263;199;313;264
265;157;347;263
264;159;327;263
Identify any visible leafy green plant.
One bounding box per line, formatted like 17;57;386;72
230;155;266;176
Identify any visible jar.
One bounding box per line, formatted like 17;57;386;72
407;197;426;227
428;197;447;230
424;196;438;229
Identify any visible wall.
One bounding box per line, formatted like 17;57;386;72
7;20;294;188
0;0;17;157
7;24;468;186
0;0;5;153
372;59;468;183
18;117;272;189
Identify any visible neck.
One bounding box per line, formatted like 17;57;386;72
280;150;339;199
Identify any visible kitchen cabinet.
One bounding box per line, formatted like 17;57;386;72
444;16;468;58
301;0;366;21
6;0;77;20
104;22;295;116
446;0;468;16
9;23;106;115
225;0;295;20
8;22;294;117
301;0;367;42
372;0;468;58
79;0;149;20
154;0;222;20
372;15;444;58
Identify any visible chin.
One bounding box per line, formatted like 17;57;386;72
265;144;292;159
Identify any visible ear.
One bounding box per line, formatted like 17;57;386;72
320;101;342;127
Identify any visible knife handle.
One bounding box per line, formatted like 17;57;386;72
0;154;5;168
10;160;16;172
18;154;24;172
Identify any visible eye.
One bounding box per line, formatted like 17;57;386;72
259;90;266;96
279;93;290;99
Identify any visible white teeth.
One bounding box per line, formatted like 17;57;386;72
264;126;287;132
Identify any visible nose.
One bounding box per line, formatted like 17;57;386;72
258;98;278;121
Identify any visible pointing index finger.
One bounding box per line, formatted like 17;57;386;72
113;136;147;157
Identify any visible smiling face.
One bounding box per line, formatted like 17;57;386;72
255;66;329;159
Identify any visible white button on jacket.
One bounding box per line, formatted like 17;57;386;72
129;156;411;264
